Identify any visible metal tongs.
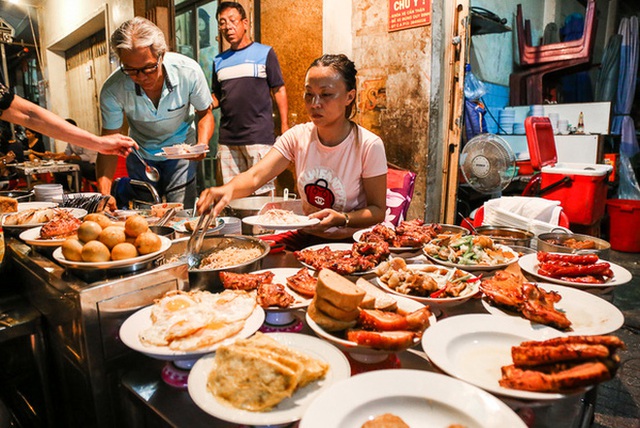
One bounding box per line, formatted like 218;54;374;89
155;207;177;227
186;211;216;269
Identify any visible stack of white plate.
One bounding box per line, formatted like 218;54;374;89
33;184;63;202
498;108;515;134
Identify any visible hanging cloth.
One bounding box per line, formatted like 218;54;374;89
611;16;639;158
595;34;622;102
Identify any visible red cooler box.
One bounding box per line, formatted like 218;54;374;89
525;117;612;225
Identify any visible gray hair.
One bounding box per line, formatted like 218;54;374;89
111;17;168;58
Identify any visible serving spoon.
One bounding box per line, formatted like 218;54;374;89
132;149;160;182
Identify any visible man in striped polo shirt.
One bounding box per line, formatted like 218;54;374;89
212;1;289;194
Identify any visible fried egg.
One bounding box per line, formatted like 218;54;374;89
140;289;257;351
150;291;199;323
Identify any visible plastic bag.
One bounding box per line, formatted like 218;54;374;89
617;153;640;200
464;64;487;100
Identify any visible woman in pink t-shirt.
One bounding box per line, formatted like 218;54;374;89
197;54;387;248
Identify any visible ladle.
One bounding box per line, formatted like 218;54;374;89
132;149;160;182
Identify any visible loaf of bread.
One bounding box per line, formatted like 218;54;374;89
316;268;365;311
0;196;18;213
314;295;360;322
356;278;398;311
307;298;357;332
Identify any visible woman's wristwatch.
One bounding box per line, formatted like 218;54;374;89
342;212;350;227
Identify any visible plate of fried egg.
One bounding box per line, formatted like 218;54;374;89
119;289;265;361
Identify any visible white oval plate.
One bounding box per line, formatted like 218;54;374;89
242;214;320;230
155;149;210;159
17;202;58;210
119;304;265;361
2;207;86;229
250;267;314;311
518;253;632;289
306;294;436;356
19;226;75;247
187;332;350;426
171;217;224;234
352;227;415;252
52;235;171;269
421;314;582;401
481;282;624;335
374;262;480;308
299;369;526;428
296;243;385;276
424;243;519;271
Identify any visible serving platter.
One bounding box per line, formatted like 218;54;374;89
52;235;172;269
187;332;350;426
242;214;320;230
19;226;74;247
352;227;415;252
299;369;526;428
171;217;224;234
154;149;209;160
250;267;314;311
119;303;265;361
421;314;579;401
374;263;480;308
296;243;386;276
481;282;624;335
306;295;436;361
2;207;87;230
518;253;632;289
424;243;519;271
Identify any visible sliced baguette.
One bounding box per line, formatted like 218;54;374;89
314;295;361;322
316;268;365;311
307;298;357;332
356;278;398;311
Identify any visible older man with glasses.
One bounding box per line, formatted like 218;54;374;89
97;17;214;209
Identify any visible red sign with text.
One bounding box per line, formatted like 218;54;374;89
388;0;431;32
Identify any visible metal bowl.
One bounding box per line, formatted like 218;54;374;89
475;226;534;248
536;232;611;259
0;190;33;202
437;224;471;237
148;225;176;240
186;235;270;292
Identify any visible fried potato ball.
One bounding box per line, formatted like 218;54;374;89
111;242;139;260
135;231;162;255
124;215;149;238
81;240;111;262
98;226;126;249
84;213;112;229
61;239;84;261
77;221;102;243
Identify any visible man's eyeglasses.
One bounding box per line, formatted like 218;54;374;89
120;57;162;76
218;18;242;30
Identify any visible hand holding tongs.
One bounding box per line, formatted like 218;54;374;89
186;211;216;269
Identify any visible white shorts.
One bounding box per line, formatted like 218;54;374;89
218;144;275;195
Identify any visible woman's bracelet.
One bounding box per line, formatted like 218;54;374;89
342;212;350;227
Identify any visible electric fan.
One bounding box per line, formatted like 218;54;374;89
459;134;517;194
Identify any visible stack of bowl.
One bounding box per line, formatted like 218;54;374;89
498;109;516;134
33;184;63;202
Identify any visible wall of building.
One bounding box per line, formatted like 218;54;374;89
351;0;432;220
39;0;133;149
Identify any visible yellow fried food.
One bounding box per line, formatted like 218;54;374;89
83;213;112;229
77;221;102;243
81;240;111;262
124;215;149;238
98;226;127;249
135;231;162;255
61;238;84;261
111;242;139;260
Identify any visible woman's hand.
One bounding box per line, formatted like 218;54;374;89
307;209;346;231
196;186;233;217
96;134;138;157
